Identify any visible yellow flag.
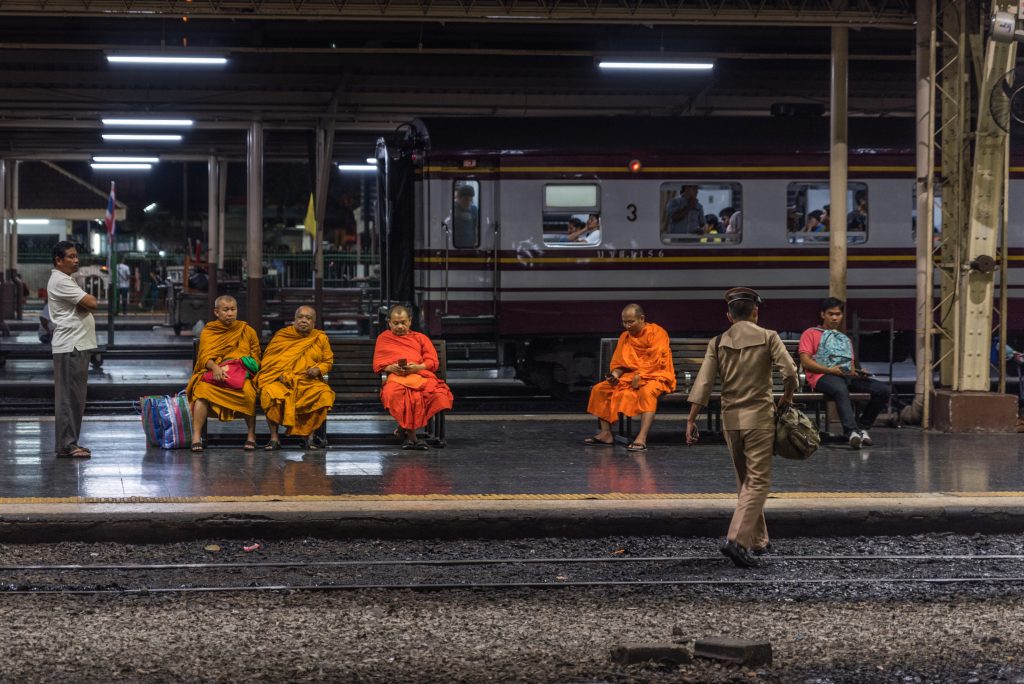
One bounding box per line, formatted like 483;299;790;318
304;193;317;237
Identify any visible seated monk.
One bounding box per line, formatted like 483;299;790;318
373;304;453;451
584;303;676;451
255;305;335;450
187;295;262;452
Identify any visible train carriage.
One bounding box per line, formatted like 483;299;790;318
376;116;1020;393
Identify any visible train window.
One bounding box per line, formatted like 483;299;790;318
659;182;742;244
542;183;602;247
451;180;480;249
911;187;942;242
786;182;868;245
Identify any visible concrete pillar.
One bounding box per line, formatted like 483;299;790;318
829;26;848;303
217;160;227;270
246;121;263;330
0;159;7;279
913;0;936;427
314;124;335;321
9;160;18;280
207;155;220;317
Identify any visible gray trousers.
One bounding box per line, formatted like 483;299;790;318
53;349;90;454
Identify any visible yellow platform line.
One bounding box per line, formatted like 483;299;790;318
0;491;1021;505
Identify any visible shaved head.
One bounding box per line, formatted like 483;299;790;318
622;303;644;319
214;295;236;309
294;305;316;319
388;304;412;320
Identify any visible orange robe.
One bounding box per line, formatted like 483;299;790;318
186;320;262;421
587;322;676;423
373;330;453;430
254;327;335;437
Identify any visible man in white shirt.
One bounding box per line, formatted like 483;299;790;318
116;260;131;315
47;241;98;458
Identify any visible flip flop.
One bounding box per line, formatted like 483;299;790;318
243;441;257;451
70;444;92;455
190;442;205;453
413;440;429;451
626;442;648;452
582;437;614;446
264;441;281;451
56;447;91;458
401;439;417;450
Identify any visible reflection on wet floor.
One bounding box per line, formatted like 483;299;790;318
0;416;1022;500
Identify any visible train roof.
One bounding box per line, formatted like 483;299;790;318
410;116;918;157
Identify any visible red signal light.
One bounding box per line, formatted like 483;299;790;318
629;159;642;172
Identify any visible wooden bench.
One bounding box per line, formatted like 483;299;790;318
195;336;447;447
598;337;869;439
264;288;371;336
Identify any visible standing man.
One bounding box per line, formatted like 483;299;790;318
47;241;98;458
585;304;675;451
665;184;704;235
799;297;890;449
116;259;131;315
686;288;797;568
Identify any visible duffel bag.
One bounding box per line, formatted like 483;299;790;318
774;404;821;460
138;391;193;449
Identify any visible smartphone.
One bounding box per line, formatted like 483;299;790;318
398;358;408;367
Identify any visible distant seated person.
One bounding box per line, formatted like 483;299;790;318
186;295;262;452
38;300;52;345
255;306;335;451
451;184;479;247
700;214;722;244
568;214;601;244
798;297;890;449
720;207;742;234
802;209;826;232
373;305;453;451
665;184;704;235
847;192;868;232
584;304;675;451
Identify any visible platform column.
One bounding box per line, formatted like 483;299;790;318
828;26;848;303
246;121;263;330
0;158;7;279
217;160;227;271
207;155;220;317
8;160;17;283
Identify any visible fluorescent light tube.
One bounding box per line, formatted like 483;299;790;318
14;218;49;225
107;55;227;65
337;164;378;173
102;134;182;142
598;61;714;70
91;163;154;170
92;156;160;163
366;157;378;164
102;118;194;127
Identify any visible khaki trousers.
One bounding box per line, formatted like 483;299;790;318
723;428;774;550
53;349;90;454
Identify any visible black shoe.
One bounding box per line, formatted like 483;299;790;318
720;540;760;569
752;542;774;556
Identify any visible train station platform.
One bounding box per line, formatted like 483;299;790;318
0;415;1022;542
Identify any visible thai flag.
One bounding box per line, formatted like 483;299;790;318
104;181;116;243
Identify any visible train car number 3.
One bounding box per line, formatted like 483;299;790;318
626;204;637;222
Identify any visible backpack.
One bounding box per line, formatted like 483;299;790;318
774;405;821;460
138;391;193;449
812;327;854;373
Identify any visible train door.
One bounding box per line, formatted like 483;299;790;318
438;162;500;339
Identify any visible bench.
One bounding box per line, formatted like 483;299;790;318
598;337;869;440
196;336;447;447
264;288;370;336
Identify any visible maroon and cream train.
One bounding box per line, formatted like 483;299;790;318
375;116;1023;392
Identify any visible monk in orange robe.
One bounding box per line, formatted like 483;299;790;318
372;305;453;451
585;303;675;451
187;295;262;451
255;305;335;450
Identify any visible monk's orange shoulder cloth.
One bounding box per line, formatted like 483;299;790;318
254;327;330;390
610;323;676;391
186;320;262;398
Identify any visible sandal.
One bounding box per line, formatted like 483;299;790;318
57;447;91;458
401;439;417;450
190;442;205;452
413;440;429;451
264;440;281;451
626;442;647;452
243;441;257;451
583;437;614;446
70;443;92;455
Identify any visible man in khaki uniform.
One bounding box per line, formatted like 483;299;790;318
685;287;798;568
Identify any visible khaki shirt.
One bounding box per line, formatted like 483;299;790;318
687;320;798;430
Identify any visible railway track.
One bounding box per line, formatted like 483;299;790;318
2;554;1022;594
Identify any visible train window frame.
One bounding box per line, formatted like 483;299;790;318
451;180;481;249
659;182;743;245
541;182;603;248
911;185;942;241
786;181;869;245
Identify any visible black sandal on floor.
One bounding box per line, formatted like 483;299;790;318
243;441;257;451
190;442;205;453
264;441;281;451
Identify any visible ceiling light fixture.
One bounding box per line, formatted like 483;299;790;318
12;218;49;225
102;118;194;127
102;134;182;142
90;163;154;170
337;164;378;173
598;61;714;71
366;157;378;165
107;55;228;66
92;156;160;163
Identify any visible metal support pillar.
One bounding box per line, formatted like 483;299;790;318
207;156;220;316
829;26;848;302
912;0;936;428
9;161;18;283
217;160;227;270
246;121;264;329
0;159;7;280
313;124;335;320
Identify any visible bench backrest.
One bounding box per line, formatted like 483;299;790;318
598;336;803;395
